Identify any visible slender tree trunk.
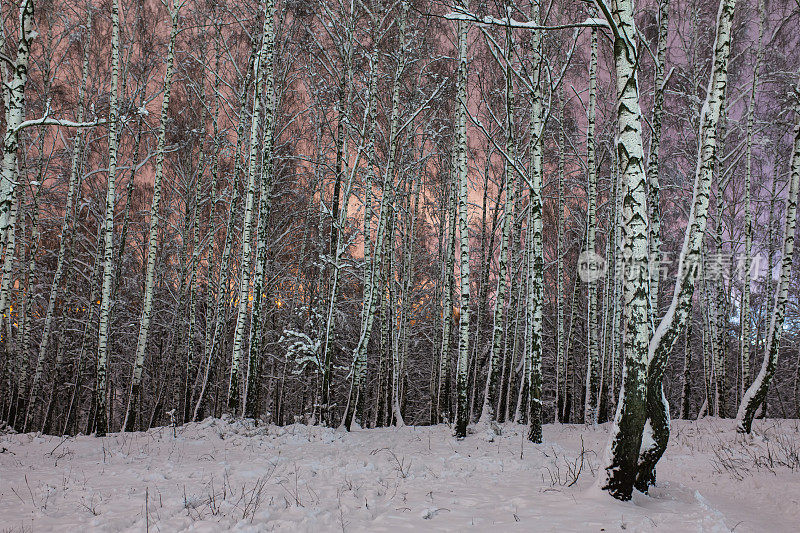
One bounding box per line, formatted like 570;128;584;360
437;177;457;423
123;2;181;431
556;95;565;422
584;24;600;425
193;38;258;422
526;3;544;444
680;302;693;420
245;0;277;420
454;1;471;439
0;0;34;259
736;68;800;433
342;11;383;429
635;0;736;492
739;0;764;397
647;0;669;330
95;0;122;437
229;17;274;415
482;15;516;424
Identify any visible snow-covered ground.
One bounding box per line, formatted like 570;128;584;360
1;418;798;532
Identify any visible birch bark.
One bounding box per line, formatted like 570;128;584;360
123;2;181;431
229;15;273;414
96;0;122;437
635;0;736;492
736;69;800;434
245;0;277;420
454;0;471;439
596;0;652;501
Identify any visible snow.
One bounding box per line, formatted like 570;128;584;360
1;418;798;531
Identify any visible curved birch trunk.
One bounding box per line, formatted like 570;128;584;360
736;69;800;434
635;0;736;493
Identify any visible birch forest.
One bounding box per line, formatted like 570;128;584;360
2;0;800;528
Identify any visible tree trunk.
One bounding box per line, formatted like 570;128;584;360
635;0;736;492
736;68;800;434
123;2;181;431
584;24;600;425
454;1;471;439
95;0;122;437
596;0;652;501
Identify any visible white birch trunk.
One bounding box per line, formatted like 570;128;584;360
95;0;122;437
0;0;35;331
647;0;669;327
635;0;736;492
454;0;471;439
122;2;181;431
739;0;764;397
526;1;543;443
342;11;382;429
585;25;600;426
245;0;277;420
229;16;273;414
481;15;515;424
0;0;34;243
556;96;565;422
736;68;800;433
596;0;652;501
193;38;258;422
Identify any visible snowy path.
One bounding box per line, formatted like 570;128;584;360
1;418;798;532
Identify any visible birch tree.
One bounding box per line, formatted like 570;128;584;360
481;10;515;425
245;0;277;420
739;0;764;397
0;0;35;334
0;0;34;247
526;0;544;444
193;37;258;422
737;68;800;434
635;0;736;492
123;0;182;432
95;0;123;437
584;21;600;425
454;0;471;440
595;0;653;501
647;0;669;327
229;12;273;414
341;2;381;430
